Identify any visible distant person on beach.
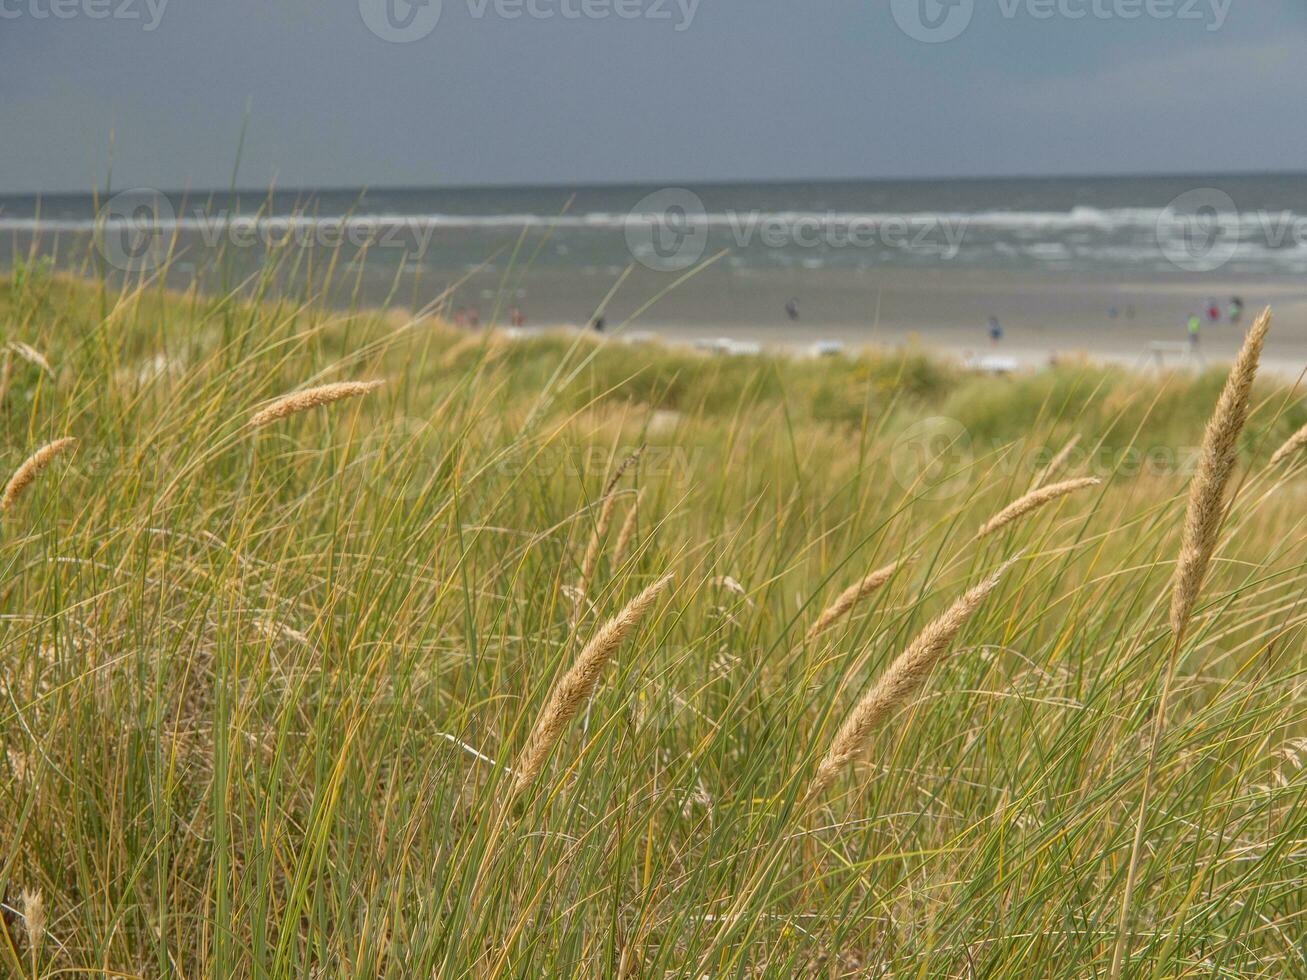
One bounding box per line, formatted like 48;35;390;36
785;298;800;322
510;307;525;327
1207;299;1221;323
467;308;480;328
453;308;467;328
592;315;606;333
988;316;1003;346
1229;296;1244;325
1187;313;1202;351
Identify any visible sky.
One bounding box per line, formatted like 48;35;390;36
2;0;1305;194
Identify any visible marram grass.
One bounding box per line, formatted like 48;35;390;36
1;436;76;511
1270;419;1307;467
1167;308;1271;639
511;572;675;797
247;379;383;427
804;558;907;642
1029;432;1081;489
1111;307;1271;980
976;477;1101;538
0;276;1304;979
808;555;1019;800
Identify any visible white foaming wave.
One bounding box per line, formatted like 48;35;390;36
4;205;1303;234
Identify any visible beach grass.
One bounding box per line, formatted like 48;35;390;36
0;271;1304;977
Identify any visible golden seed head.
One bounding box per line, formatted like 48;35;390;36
1;437;77;511
611;490;643;568
977;477;1101;539
21;888;45;951
248;380;383;428
1269;421;1307;468
1030;433;1081;489
7;342;53;376
1170;308;1270;637
808;556;1019;801
805;558;909;643
512;572;674;797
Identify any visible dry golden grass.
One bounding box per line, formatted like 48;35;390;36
977;477;1101;539
4;277;1305;977
248;380;384;428
20;888;44;954
1;437;77;511
611;490;642;568
1168;308;1270;638
804;558;907;642
1269;420;1307;468
511;573;674;797
1030;433;1081;489
1110;307;1271;980
576;447;645;610
6;341;52;376
807;556;1019;801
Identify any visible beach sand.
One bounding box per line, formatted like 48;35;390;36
525;266;1307;378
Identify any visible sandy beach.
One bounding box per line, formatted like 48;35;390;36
7;212;1307;377
526;266;1307;377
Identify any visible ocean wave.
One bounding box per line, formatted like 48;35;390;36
3;205;1305;235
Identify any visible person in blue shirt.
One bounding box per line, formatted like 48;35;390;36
988;316;1003;345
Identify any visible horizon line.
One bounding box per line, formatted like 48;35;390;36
3;168;1307;200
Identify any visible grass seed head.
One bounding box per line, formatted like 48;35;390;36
512;572;674;797
611;490;643;568
1030;433;1081;489
1;437;77;511
977;477;1101;539
1169;308;1270;637
805;558;909;642
21;888;44;953
808;556;1019;801
1269;421;1307;468
248;380;383;427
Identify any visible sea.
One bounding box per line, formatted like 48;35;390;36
3;173;1307;331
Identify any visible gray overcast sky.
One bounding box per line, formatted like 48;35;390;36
2;1;1304;194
